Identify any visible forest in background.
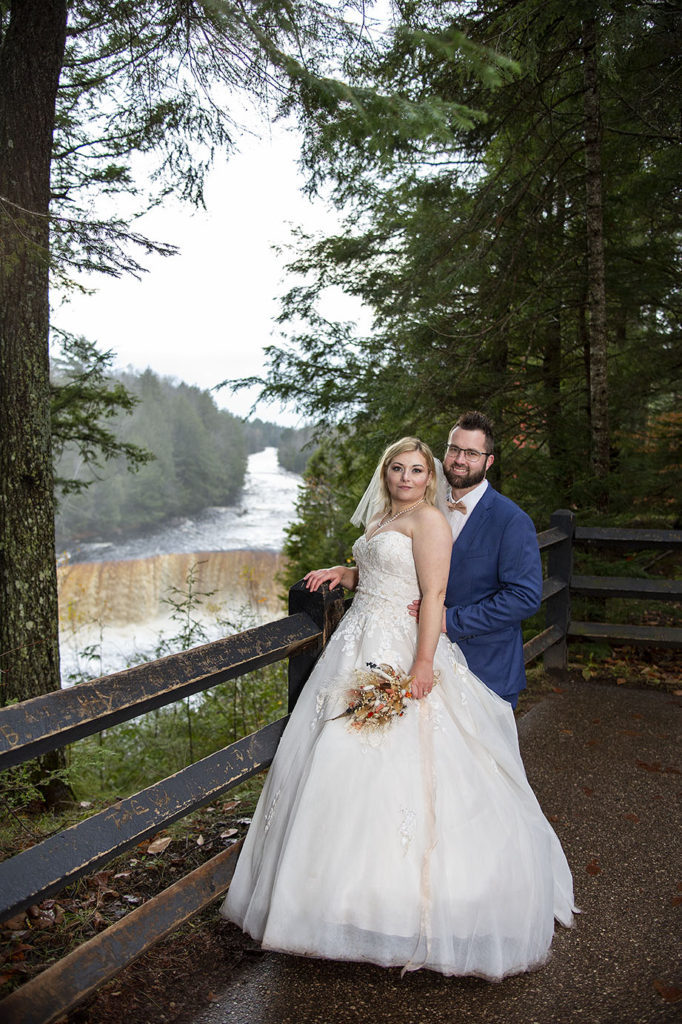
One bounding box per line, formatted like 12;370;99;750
53;364;312;547
248;0;682;589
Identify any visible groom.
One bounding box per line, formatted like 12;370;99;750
411;411;542;708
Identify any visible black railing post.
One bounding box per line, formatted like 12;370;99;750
543;509;575;674
287;580;346;712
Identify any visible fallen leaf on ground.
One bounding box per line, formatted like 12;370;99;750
586;858;602;876
147;836;172;855
3;912;27;930
89;871;114;889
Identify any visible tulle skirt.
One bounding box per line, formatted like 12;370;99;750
221;627;575;980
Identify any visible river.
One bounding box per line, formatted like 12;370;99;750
58;448;302;681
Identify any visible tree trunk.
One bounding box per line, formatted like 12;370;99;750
542;312;569;500
582;16;610;510
487;328;508;492
543;186;571;504
0;0;67;707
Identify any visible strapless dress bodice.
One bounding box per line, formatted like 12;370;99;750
351;531;421;610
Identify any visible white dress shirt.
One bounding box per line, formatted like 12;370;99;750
446;478;489;542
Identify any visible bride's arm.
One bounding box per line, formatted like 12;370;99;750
410;508;452;699
304;565;359;592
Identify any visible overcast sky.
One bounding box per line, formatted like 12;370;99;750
53;119;368;427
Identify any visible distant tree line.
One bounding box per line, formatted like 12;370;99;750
53;364;310;546
276;426;316;474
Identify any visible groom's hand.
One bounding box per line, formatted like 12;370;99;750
407;599;447;633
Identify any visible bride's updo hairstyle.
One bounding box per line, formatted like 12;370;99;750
378;437;438;512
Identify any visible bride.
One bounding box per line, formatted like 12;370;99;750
221;437;575;979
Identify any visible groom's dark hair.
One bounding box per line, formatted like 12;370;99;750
453;411;495;453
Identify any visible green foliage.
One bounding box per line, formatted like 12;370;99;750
278;434;372;589
240;0;682;547
54;368;249;543
241;416;287;454
51;331;154;495
54;363;314;545
276;424;316;474
45;0;378;281
66;660;287;800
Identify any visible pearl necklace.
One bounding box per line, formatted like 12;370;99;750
367;497;425;540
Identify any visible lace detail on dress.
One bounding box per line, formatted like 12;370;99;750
338;532;421;662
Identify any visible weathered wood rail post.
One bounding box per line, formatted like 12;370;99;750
543;509;575;673
287;580;346;712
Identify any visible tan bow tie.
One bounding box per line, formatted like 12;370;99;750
447;499;467;514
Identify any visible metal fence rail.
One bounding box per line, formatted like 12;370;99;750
1;513;680;1024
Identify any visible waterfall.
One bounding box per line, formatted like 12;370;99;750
58;549;285;629
58;448;302;681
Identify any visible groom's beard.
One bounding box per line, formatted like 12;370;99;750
444;461;487;491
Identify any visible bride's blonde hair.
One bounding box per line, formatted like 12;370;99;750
378;437;438;512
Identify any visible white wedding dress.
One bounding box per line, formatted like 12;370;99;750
221;531;575;979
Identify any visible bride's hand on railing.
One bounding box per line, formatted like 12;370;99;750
304;566;357;592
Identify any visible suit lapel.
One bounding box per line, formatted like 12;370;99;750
453;486;495;556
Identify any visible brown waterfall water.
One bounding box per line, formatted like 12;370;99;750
58;549;286;630
58;549;288;679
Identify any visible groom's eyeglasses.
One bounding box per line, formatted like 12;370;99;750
444;444;491;462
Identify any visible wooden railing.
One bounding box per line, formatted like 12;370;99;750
531;510;682;665
1;513;680;1023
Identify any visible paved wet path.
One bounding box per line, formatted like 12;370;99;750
190;682;681;1024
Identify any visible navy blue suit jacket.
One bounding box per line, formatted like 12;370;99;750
444;486;542;706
